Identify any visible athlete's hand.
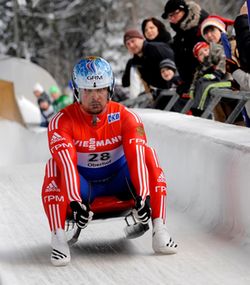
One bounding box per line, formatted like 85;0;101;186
133;196;151;224
70;201;93;229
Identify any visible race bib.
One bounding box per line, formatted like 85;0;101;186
77;145;124;168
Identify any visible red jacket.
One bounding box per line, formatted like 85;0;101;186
47;101;150;202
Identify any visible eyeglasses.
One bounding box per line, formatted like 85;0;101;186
168;10;181;19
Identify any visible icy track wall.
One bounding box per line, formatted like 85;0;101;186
0;120;50;166
138;109;250;246
2;111;250;246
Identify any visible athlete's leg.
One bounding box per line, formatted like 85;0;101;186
41;158;70;266
41;158;69;231
145;146;177;254
145;146;167;222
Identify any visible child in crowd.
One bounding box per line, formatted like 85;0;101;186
157;58;189;112
189;41;230;111
159;58;182;87
38;96;55;127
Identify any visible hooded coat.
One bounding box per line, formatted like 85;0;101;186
170;1;209;92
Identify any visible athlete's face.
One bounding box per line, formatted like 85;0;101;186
79;88;109;114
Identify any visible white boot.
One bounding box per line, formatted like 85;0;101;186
152;218;177;254
51;228;71;266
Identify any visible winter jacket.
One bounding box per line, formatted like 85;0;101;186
189;42;226;93
40;105;55;127
52;94;73;113
170;1;209;92
234;14;250;72
122;58;133;88
122;40;175;89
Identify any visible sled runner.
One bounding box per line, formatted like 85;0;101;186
67;196;150;246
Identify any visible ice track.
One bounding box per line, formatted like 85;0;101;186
1;163;250;285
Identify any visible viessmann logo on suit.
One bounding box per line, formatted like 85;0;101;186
74;136;122;151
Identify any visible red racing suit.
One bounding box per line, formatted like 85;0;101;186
41;101;167;231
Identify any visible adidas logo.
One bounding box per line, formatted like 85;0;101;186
51;249;67;260
157;171;166;183
50;132;65;144
45;180;60;193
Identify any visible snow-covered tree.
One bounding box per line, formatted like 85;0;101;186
0;0;244;87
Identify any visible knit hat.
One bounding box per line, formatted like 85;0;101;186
200;15;235;38
159;59;177;72
193;41;209;58
49;85;60;94
38;97;49;105
33;82;44;93
161;0;188;19
123;29;144;44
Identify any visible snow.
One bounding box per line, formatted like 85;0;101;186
1;111;250;285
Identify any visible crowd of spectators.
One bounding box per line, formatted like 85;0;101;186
32;1;250;128
118;0;250;127
33;82;73;127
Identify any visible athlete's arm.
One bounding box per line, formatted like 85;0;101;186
121;107;150;200
47;111;82;202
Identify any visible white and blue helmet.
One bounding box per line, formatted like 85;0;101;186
72;56;114;92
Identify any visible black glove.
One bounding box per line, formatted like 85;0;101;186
70;201;93;229
133;196;151;224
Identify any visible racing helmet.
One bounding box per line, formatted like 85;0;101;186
72;56;114;100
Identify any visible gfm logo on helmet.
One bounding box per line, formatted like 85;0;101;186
87;75;103;80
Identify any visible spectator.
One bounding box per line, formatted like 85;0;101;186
200;15;238;72
122;29;174;91
157;58;188;111
200;15;246;125
33;82;51;104
122;57;146;100
161;0;209;95
33;82;52;126
122;29;175;109
231;1;250;125
124;20;171;100
141;17;172;44
189;41;229;114
232;1;250;87
49;85;73;113
38;96;55;128
160;58;178;83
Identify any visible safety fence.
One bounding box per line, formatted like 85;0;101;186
161;88;250;124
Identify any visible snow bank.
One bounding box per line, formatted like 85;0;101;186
138;109;250;246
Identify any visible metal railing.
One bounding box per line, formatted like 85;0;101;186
160;88;250;124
